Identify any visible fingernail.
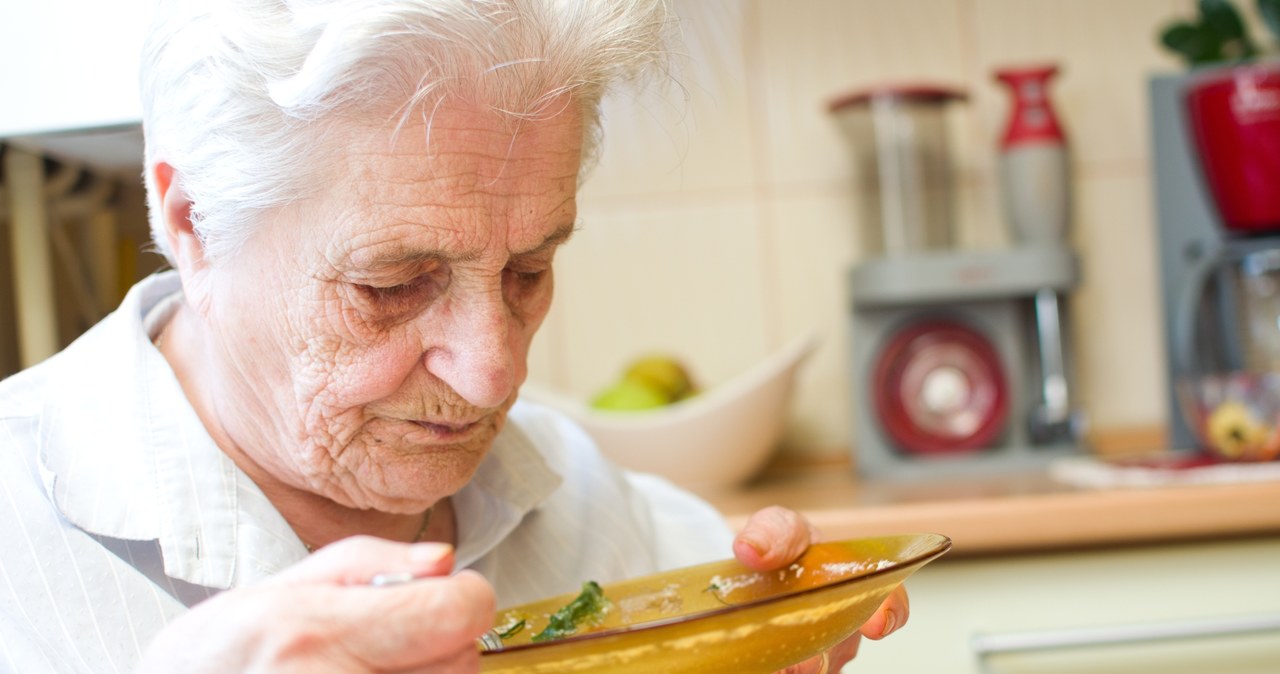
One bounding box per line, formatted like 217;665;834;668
370;571;415;587
881;609;897;637
737;537;767;559
409;542;453;563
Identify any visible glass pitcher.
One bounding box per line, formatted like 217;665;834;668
829;84;966;256
1178;246;1280;376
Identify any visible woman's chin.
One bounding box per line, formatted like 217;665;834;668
349;440;488;506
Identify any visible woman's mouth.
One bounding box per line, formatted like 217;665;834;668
411;419;480;439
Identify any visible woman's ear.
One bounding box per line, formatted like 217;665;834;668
153;162;199;266
152;162;214;313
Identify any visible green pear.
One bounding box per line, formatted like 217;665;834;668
623;356;696;401
590;378;670;411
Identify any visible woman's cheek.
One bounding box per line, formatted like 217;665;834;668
340;343;427;404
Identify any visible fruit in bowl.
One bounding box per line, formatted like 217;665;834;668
1180;371;1280;462
521;335;817;490
590;356;699;411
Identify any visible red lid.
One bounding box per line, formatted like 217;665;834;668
828;83;968;113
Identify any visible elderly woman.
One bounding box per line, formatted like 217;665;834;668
0;0;906;672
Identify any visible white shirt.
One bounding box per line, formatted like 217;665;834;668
0;272;734;674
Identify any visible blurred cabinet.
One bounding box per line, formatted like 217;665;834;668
1;1;154;375
848;536;1280;673
1;0;150;172
0;0;151;139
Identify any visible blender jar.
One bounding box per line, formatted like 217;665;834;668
1175;245;1280;461
1180;247;1280;376
830;85;966;256
1233;249;1280;373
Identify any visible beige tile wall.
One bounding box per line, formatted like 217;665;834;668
527;0;1213;457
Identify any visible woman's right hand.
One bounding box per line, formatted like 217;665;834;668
139;536;495;673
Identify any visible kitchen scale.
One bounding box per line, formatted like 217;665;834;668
848;248;1082;479
832;67;1085;480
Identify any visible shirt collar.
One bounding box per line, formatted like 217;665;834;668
452;402;563;570
37;272;266;588
36;271;180;543
37;272;563;588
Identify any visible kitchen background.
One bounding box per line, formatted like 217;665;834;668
0;0;1266;462
531;0;1252;460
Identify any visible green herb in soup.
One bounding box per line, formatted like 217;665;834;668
496;618;527;640
531;581;610;643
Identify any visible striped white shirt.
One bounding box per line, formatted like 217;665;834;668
0;272;734;673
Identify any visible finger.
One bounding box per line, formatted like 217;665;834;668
733;506;820;571
271;535;456;587
858;584;910;640
342;569;496;671
390;644;481;674
826;632;863;671
778;651;826;674
781;631;861;674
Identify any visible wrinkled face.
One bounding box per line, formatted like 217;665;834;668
199;101;580;513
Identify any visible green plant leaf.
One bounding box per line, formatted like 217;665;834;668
1200;0;1261;60
1200;0;1249;40
1260;0;1280;42
1161;21;1199;52
1161;21;1225;64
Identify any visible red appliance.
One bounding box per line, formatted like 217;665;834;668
994;65;1072;246
1185;61;1280;233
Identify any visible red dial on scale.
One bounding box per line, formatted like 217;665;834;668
872;320;1009;456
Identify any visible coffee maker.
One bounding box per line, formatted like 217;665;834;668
833;69;1085;480
1152;63;1280;451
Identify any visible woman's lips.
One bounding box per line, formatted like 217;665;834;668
411;419;480;439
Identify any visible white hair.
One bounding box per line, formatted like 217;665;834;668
140;0;672;262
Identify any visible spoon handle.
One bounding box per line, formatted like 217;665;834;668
477;630;504;652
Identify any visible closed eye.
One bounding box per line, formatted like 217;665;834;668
355;275;439;310
508;268;548;283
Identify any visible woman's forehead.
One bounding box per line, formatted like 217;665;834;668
342;98;585;176
295;102;582;263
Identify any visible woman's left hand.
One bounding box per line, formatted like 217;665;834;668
733;506;910;674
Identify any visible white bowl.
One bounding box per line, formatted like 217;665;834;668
521;334;817;492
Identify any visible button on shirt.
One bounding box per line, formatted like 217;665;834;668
0;272;734;673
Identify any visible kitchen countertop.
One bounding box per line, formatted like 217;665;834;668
702;455;1280;557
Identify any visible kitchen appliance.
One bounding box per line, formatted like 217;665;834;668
995;65;1071;246
994;65;1077;445
829;85;965;256
1153;62;1280;452
832;77;1083;480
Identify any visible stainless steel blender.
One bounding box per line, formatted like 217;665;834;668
832;75;1084;480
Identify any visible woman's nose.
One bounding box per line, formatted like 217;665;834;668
424;290;516;409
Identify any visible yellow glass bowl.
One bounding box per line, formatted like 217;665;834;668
480;533;951;674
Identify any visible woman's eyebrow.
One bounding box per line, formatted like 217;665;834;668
514;222;577;256
353;222;576;270
359;249;449;270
